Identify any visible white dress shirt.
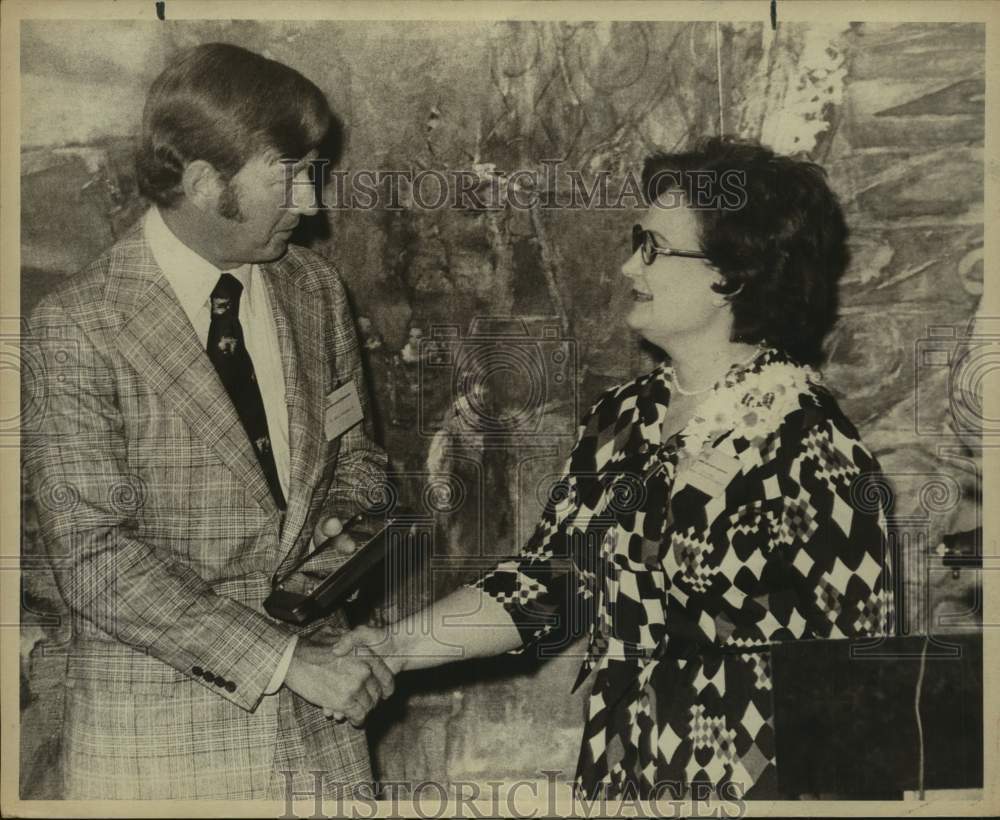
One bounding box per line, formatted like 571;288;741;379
144;207;292;499
143;207;297;694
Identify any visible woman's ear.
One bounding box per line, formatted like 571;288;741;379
712;280;744;307
180;160;223;212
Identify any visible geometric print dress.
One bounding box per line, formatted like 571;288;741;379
472;347;894;799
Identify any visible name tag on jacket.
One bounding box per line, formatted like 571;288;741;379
676;448;742;498
324;381;364;440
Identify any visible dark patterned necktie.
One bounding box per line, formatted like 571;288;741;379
207;272;286;510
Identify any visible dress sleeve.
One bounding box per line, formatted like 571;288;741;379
765;406;895;640
468;407;605;655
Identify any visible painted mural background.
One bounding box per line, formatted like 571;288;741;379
18;19;984;795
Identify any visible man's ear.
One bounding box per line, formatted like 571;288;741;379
180;160;223;212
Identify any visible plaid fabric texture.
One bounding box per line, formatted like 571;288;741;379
22;221;387;799
474;349;894;799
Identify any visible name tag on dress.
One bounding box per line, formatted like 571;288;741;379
678;448;742;497
324;380;364;440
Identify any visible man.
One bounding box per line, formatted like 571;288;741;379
23;43;392;800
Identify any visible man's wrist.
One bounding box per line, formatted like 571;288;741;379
266;634;299;695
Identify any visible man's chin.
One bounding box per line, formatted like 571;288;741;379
256;237;292;263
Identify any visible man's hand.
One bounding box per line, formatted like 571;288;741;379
279;516;363;597
283;627;394;727
312;515;359;555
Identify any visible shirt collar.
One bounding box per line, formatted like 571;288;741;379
144;206;255;321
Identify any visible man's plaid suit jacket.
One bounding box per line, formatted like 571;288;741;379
22;220;388;799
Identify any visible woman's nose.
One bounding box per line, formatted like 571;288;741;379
621;248;643;280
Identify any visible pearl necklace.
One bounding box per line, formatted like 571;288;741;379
671;345;766;397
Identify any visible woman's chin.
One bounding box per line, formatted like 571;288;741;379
624;305;654;336
624;315;672;351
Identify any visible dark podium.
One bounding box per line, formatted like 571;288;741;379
771;631;983;798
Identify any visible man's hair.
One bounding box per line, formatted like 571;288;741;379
641;136;850;365
136;42;333;207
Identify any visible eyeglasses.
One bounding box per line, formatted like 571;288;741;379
632;224;708;265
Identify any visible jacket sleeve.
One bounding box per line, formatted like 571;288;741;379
314;261;388;524
22;297;296;712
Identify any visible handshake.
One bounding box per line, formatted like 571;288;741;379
277;514;518;725
283;622;399;727
281;514;402;727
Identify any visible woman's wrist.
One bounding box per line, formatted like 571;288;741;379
373;624;406;675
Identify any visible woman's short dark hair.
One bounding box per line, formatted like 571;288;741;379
641;136;849;365
136;43;333;207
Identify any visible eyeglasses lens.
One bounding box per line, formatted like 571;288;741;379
632;225;654;265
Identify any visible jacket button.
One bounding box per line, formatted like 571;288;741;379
192;666;203;676
225;681;237;693
203;672;216;684
214;678;226;687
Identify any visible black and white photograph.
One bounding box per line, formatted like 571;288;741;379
1;0;995;816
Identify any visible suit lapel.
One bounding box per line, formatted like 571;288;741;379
260;257;327;560
111;233;279;516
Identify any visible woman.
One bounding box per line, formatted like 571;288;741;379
345;137;894;799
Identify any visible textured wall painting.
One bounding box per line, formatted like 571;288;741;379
17;17;985;801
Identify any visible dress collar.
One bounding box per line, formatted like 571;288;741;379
640;347;816;458
675;347;820;457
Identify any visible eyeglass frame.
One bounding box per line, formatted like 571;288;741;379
632;224;709;265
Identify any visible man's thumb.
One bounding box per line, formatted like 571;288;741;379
314;516;344;545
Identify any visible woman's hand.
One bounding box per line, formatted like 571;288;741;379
318;585;521;707
331;624;403;676
309;624;401;721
